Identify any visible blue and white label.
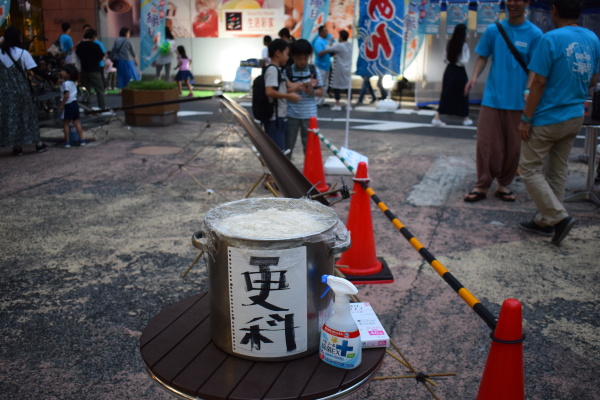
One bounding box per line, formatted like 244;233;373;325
320;324;362;369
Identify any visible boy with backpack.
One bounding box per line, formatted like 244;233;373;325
284;39;322;160
252;39;301;150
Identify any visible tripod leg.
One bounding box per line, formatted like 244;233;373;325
246;173;268;198
181;250;204;278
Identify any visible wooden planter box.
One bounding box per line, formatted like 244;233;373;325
121;88;179;126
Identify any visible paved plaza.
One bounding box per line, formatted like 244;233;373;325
0;95;598;399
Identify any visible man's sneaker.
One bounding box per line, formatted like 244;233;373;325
463;118;474;126
64;142;71;148
12;145;23;156
331;105;342;111
79;140;87;146
36;143;48;153
431;118;446;127
552;216;575;245
518;220;554;237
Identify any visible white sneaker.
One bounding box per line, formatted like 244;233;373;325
431;118;446;127
463;118;473;126
346;105;353;111
331;105;342;111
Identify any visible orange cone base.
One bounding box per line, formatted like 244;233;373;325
336;257;394;284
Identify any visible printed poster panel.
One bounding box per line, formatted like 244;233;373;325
402;0;425;72
301;0;331;46
421;0;440;35
326;0;355;38
99;0;357;39
446;0;469;35
167;0;194;37
292;0;355;41
219;7;284;37
356;0;404;77
229;246;308;358
140;0;168;71
476;0;500;34
232;66;253;91
0;0;10;28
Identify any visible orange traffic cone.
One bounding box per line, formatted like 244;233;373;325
303;117;329;193
336;162;393;284
476;298;525;400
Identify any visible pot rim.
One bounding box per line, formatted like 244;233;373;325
203;197;342;241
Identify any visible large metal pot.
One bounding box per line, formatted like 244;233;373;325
192;197;350;361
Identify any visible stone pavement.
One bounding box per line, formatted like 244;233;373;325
0;99;598;400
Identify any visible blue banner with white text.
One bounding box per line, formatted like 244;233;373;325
477;0;500;33
0;0;10;28
356;0;404;77
419;0;440;35
446;0;469;35
140;0;168;71
301;0;331;46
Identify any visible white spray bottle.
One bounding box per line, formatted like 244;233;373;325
319;274;362;369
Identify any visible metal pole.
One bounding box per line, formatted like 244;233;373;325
343;0;360;149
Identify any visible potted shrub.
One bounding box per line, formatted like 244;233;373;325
121;80;180;126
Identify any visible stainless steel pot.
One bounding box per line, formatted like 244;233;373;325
192;198;350;361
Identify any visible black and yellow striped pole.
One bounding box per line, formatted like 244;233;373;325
314;129;497;331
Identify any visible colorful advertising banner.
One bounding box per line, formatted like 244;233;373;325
140;0;168;71
402;0;424;72
356;0;404;77
476;0;500;33
0;0;10;28
301;0;331;45
419;0;440;35
446;0;469;35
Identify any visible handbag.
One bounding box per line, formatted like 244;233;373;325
47;36;61;55
65;51;80;70
111;39;125;68
495;21;528;74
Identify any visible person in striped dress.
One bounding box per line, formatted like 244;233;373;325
284;39;323;160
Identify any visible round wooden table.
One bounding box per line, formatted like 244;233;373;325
140;293;386;400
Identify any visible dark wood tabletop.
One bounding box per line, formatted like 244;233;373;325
140;293;386;400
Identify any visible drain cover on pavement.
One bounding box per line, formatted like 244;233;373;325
131;146;181;155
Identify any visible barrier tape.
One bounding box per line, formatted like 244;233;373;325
313;128;497;331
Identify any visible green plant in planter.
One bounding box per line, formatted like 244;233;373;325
122;80;179;126
124;80;178;91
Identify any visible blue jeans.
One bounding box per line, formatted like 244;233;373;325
358;76;375;103
264;118;287;151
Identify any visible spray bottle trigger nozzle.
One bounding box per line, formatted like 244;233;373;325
320;286;331;299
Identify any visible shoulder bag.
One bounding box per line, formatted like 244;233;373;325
495;21;528;74
111;39;125;68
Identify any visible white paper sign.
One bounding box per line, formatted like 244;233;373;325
229;246;308;358
339;147;368;173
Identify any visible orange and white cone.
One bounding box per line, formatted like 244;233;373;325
336;161;383;276
303;117;329;193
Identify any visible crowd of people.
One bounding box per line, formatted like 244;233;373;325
2;1;599;245
255;0;599;246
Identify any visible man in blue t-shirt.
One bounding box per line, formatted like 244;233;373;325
463;0;542;203
284;39;323;160
313;26;332;107
59;22;74;54
517;0;600;245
